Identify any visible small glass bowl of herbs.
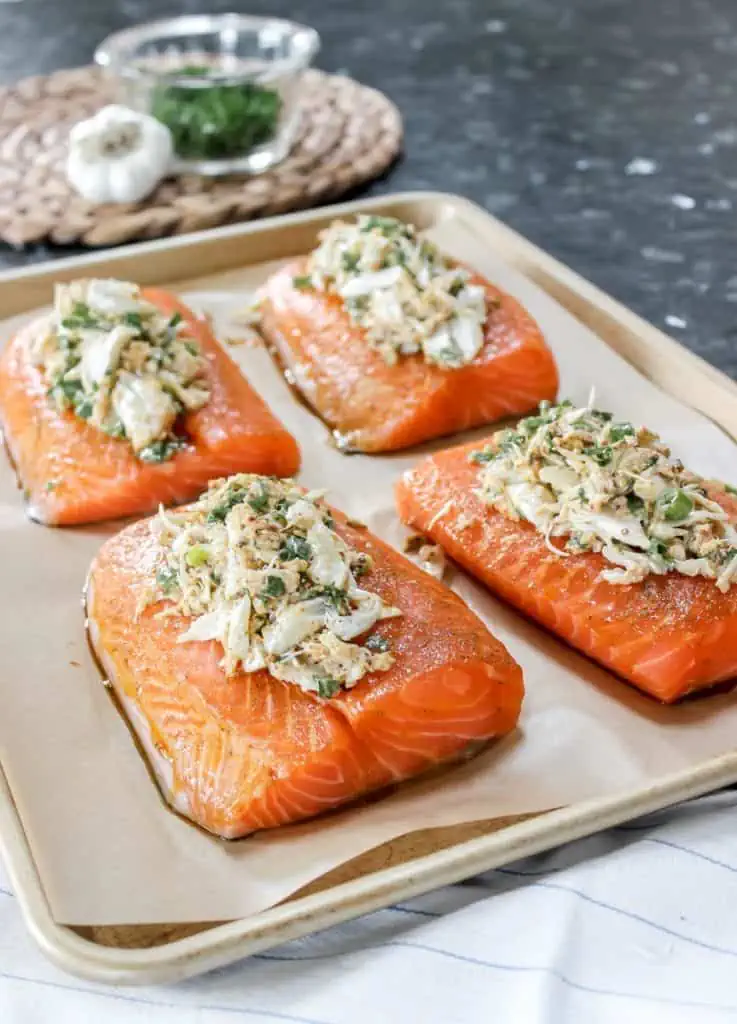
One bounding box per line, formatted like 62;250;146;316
95;14;319;175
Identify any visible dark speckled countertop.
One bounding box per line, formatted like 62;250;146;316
0;0;736;373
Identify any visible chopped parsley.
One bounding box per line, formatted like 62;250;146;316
139;437;186;463
262;575;286;599
319;585;351;613
151;72;281;161
60;302;100;330
49;378;84;409
583;444;613;466
279;535;312;562
365;634;389;652
156;566;178;594
608;422;635;443
207;487;247;523
247;483;270;514
74;394;95;420
626;494;645;515
316;677;341;699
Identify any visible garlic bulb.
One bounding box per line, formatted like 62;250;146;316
66;105;173;204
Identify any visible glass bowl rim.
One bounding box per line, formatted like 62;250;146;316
94;13;320;86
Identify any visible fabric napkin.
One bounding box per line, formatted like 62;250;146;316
2;790;737;1023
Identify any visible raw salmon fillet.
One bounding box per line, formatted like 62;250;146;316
0;288;300;526
87;500;524;838
396;441;737;703
259;260;559;452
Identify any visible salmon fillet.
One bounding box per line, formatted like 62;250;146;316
396;441;737;703
0;287;300;526
259;259;559;452
87;500;524;838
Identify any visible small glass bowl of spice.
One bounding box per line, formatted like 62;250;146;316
95;14;319;175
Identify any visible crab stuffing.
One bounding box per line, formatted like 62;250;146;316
471;397;737;591
150;475;402;697
297;215;490;368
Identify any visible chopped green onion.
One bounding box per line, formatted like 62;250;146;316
185;544;209;568
658;488;694;522
292;275;313;290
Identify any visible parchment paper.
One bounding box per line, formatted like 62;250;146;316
3;218;737;926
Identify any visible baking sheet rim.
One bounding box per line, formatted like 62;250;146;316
1;189;737;984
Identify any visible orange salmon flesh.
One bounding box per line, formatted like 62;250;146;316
259;260;559;453
0;288;300;526
396;441;737;703
87;502;524;838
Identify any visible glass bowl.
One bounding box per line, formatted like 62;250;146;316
95;14;320;175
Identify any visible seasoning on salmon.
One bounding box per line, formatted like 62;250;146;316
0;280;300;525
258;215;558;453
87;474;524;838
395;401;737;703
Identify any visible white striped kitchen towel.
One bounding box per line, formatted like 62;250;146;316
2;790;737;1022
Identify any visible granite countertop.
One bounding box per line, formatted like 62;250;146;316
0;0;735;373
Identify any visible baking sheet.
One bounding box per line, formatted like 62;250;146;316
2;218;737;927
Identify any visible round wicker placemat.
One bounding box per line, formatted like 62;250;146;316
0;66;403;248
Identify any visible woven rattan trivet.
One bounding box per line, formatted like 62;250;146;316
0;66;402;248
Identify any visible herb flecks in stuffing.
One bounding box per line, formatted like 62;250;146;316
151;475;401;695
471;397;737;590
304;215;488;368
